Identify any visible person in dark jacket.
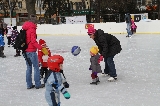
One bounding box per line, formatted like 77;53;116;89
125;13;132;37
87;26;122;81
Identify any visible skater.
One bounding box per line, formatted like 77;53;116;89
11;26;21;57
22;14;46;89
131;18;137;34
87;26;122;81
0;28;6;58
38;39;51;78
89;46;102;85
6;26;12;47
44;55;70;106
125;13;132;37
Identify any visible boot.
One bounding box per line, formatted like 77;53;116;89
108;77;117;82
27;85;35;89
96;77;100;83
90;79;97;85
35;84;45;89
14;54;19;57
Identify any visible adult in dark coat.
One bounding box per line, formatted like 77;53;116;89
87;27;122;81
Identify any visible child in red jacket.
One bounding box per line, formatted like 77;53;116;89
38;39;51;78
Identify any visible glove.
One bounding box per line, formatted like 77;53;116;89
41;48;49;55
89;67;92;70
93;72;97;75
63;91;70;99
63;82;69;88
98;55;103;63
52;82;60;89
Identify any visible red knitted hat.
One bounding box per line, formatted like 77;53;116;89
39;39;46;45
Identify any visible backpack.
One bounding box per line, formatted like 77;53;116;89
13;29;30;51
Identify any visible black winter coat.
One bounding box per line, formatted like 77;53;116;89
93;29;122;58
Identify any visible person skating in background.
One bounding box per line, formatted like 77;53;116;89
44;55;70;106
131;18;137;34
38;39;51;78
125;13;132;37
89;46;102;85
0;24;6;58
87;26;122;82
11;26;21;57
6;26;12;47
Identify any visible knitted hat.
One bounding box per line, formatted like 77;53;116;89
39;39;46;46
87;25;96;35
29;14;37;24
90;46;99;55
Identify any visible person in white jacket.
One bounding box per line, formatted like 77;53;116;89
6;26;12;47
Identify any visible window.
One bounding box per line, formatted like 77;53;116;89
18;1;22;8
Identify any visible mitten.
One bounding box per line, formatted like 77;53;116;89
63;91;70;99
63;82;69;88
98;55;103;63
41;48;49;55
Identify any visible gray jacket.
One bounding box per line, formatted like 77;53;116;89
125;13;131;23
90;54;102;73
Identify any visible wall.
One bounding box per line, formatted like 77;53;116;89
17;20;160;35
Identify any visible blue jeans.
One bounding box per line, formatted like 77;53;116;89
126;23;132;35
24;52;41;88
104;56;117;77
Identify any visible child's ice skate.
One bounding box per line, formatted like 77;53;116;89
108;77;117;82
90;79;97;85
96;77;100;83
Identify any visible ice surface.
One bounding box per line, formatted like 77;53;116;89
0;34;160;106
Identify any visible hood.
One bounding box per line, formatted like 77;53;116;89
94;29;104;38
22;21;37;30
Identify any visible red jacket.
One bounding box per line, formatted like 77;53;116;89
22;21;42;52
38;47;51;67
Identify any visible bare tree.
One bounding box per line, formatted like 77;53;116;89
25;0;36;17
158;0;160;20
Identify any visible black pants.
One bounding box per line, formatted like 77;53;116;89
7;36;11;45
40;67;48;78
0;46;4;57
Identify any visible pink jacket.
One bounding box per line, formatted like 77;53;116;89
131;19;137;29
22;21;42;52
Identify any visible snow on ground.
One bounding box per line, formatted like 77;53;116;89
0;34;160;106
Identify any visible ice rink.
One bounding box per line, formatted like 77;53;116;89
0;34;160;106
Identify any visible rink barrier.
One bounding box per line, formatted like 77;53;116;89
17;20;160;35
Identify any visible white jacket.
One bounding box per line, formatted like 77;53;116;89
7;28;12;37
